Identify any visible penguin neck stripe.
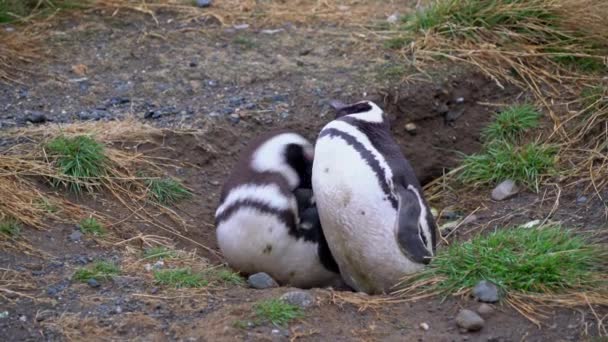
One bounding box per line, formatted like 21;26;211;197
216;199;328;245
319;128;398;209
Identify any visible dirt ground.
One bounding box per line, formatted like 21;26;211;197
1;3;607;342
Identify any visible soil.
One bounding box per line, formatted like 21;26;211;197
0;4;606;342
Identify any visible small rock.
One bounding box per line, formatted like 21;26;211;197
153;260;164;270
461;214;478;225
25;111;48;124
491;180;519;201
404;123;417;135
280;291;314;308
234;24;249;30
576;196;587;205
19;315;27;322
456;97;465;104
261;29;284;35
87;279;100;288
107;97;130;106
69;231;83;242
75;256;89;265
195;0;212;7
419;322;430;331
114;306;122;314
476;303;495;318
522;219;541;229
387;13;399;24
456;309;485;332
150;287;159;294
271;329;280;334
4;27;15;32
441;208;460;220
0;311;8;319
473;280;500;303
78;109;107;121
247;272;279;289
144;263;153;272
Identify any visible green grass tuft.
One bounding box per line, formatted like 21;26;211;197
73;261;120;282
153;268;207;288
402;0;556;35
0;219;21;237
458;140;556;190
482;104;541;142
233;36;255;49
46;135;107;193
212;268;245;286
146;177;191;205
34;197;59;213
384;36;411;50
409;225;607;295
253;299;303;327
78;217;105;236
143;246;177;260
0;0;91;23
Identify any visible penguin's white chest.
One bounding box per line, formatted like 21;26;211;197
216;206;338;288
312;135;423;293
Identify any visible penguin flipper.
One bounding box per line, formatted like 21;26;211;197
394;186;433;264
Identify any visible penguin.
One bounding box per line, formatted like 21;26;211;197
311;100;438;294
215;130;341;288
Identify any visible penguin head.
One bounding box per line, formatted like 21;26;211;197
251;132;314;190
329;100;387;124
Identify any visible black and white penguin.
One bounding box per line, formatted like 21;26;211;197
311;100;437;294
215;130;341;288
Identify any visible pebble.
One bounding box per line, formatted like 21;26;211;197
24;111;48;124
456;309;485;332
195;0;212;8
419;322;429;331
47;280;69;296
387;13;399;24
476;303;495;318
107;97;130;106
280;291;314;308
261;29;284;35
69;231;83;242
0;311;8;319
472;280;500;303
576;196;587;205
19;315;27;322
247;272;279;289
522;219;541;229
234;24;250;30
153;260;164;270
78;109;107;121
491;180;519;201
441;209;460;220
461;214;478;225
87;278;101;288
404;123;417;135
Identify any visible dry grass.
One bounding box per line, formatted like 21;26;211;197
0;120;215;254
396;0;608;207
